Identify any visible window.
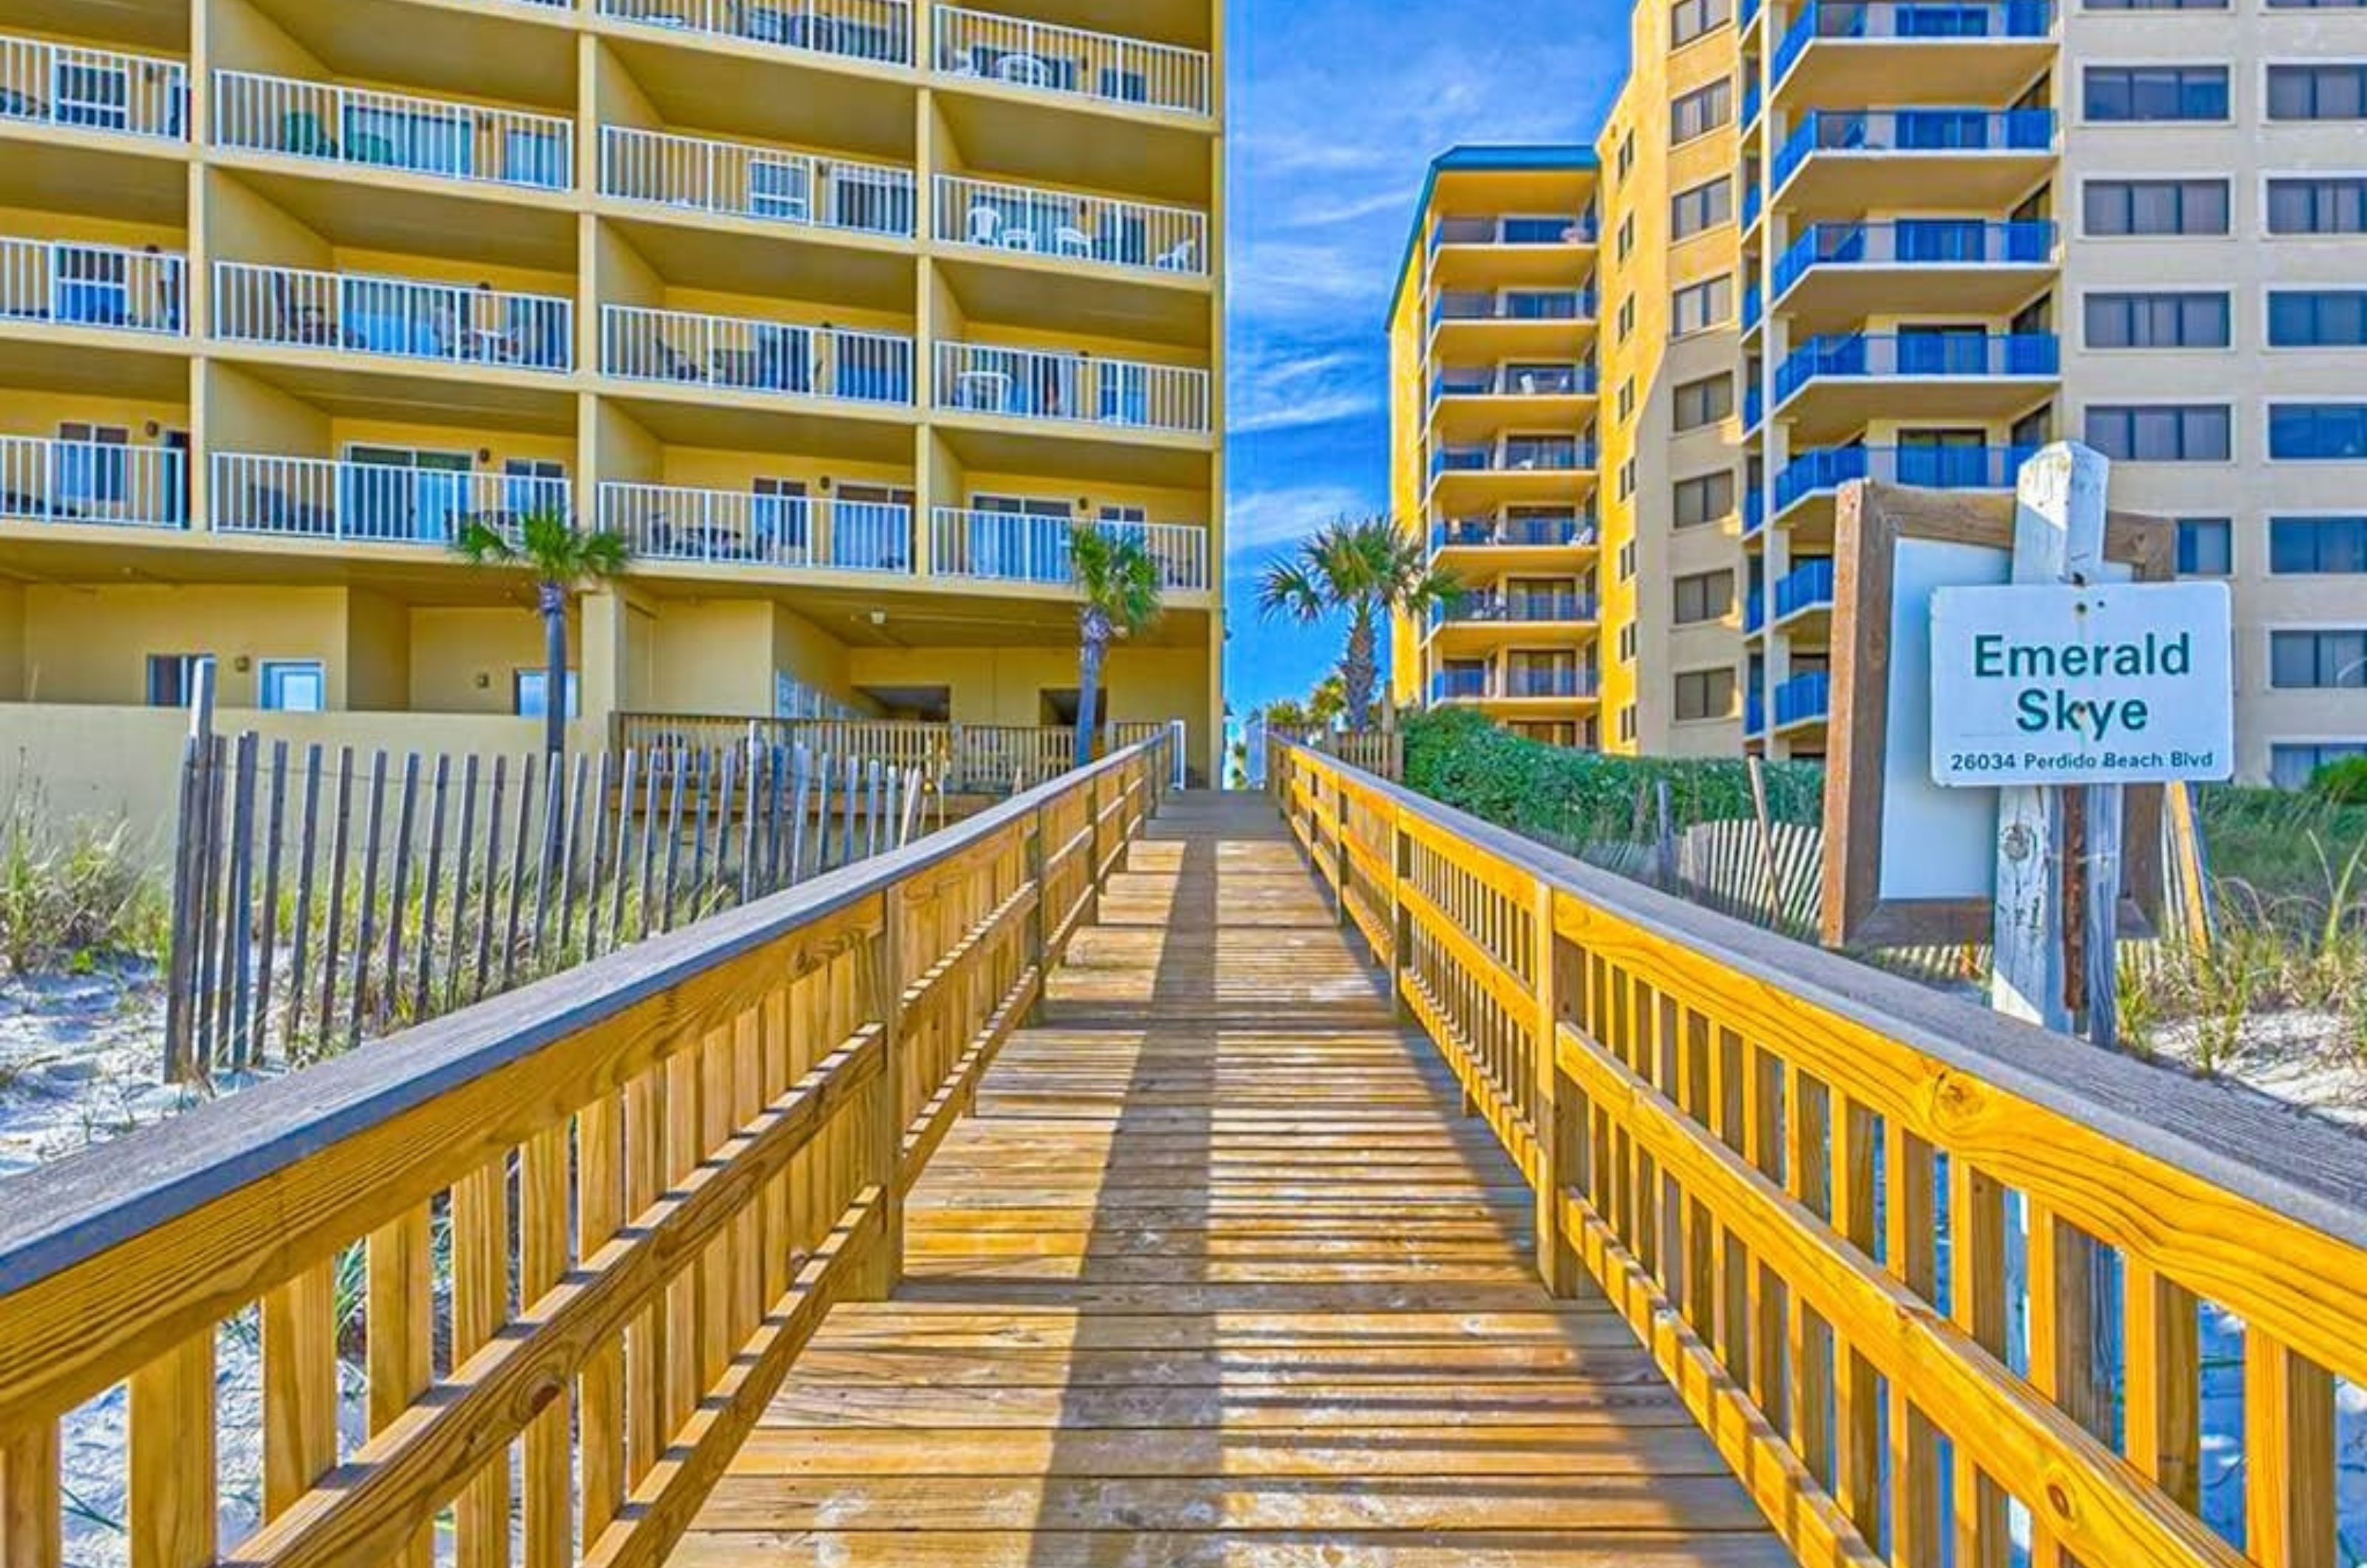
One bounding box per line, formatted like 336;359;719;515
1671;177;1732;239
1618;538;1638;580
2270;629;2367;688
2086;0;2225;10
2272;516;2367;573
145;653;208;708
2269;291;2367;347
1619;623;1638;663
54;422;129;505
1674;570;1735;624
2268;178;2367;234
1617;379;1636;422
2084;66;2229;121
2269;0;2366;7
1670;80;1733;144
2084;404;2232;461
1618;129;1636;178
2272;742;2367;791
1672;274;1733;336
1618;706;1638;744
516;668;583;719
1617;212;1635;260
1618;460;1637;502
1675;667;1737;722
258;660;327;713
1615;295;1636;342
2176;517;2232;575
1674;472;1735;528
2083;291;2230;348
2270;404;2367;459
1672;0;1733;43
2268;65;2367;121
2083;178;2229;236
1673;374;1734;430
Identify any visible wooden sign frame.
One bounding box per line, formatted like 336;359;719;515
1820;481;2175;949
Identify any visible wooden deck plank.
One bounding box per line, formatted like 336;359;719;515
668;793;1780;1566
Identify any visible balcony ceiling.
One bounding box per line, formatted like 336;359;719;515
933;254;1212;351
1427;243;1598;293
1775;376;2056;445
978;0;1215;54
1428;467;1597;510
650;579;1215;648
1426;317;1596;361
0;135;186;227
215;166;578;272
1774;151;2054;222
1773;41;2054;113
7;0;186;50
1430;390;1599;444
1428;539;1601;576
937;94;1214;209
604;216;918;314
214;353;580;436
603;32;919;163
0;332;189;402
1772;262;2056;335
242;0;580;109
935;422;1214;493
608;391;918;465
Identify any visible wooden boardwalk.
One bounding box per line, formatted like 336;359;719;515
669;792;1789;1567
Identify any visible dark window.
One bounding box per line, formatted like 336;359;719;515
2272;743;2367;790
1671;177;1732;239
1674;570;1735;624
1672;274;1733;335
2084;178;2230;236
2268;64;2367;120
2270;404;2367;459
1671;80;1733;143
2268;178;2367;235
1675;667;1737;721
2084;291;2230;348
2270;629;2367;688
145;653;208;707
2084;404;2232;461
2086;0;2226;9
1673;374;1734;430
1673;470;1735;527
2175;517;2232;575
1672;0;1735;43
2084;66;2229;121
2271;516;2367;573
2269;291;2367;347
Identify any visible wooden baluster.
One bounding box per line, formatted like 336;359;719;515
1885;1121;1942;1568
1783;1068;1834;1488
1530;876;1575;1296
578;1089;627;1550
1949;1155;2011;1568
1;1422;61;1568
1831;1096;1883;1543
452;1155;511;1568
261;1260;338;1522
662;1043;703;1434
1678;1011;1717;1336
366;1206;433;1567
2243;1329;2337;1568
521;1126;572;1568
2122;1257;2201;1513
1707;1027;1752;1388
867;887;906;1294
128;1332;215;1568
2027;1198;2107;1568
623;1065;666;1487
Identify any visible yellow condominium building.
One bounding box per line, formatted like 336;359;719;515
1387;149;1604;749
0;0;1225;778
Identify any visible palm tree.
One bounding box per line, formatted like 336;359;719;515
453;507;631;762
1255;516;1462;731
1306;675;1348;734
1067;524;1164;770
1263;697;1311;737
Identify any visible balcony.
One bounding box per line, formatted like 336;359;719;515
212;453;570;545
1430;214;1598;250
1772;331;2058;437
604;305;913;405
1769;219;2057;328
1429;363;1596;402
599;127;916;240
597;0;914;67
1773;442;2036;533
1770;1;2055;107
1741;0;1765;29
1503;666;1598;699
1773;558;1837;627
1743;180;1763;232
933;342;1210;435
1743;75;1763;129
933;174;1206;277
0;435;186;529
1746;687;1766;736
1431;668;1492;702
1742;282;1762;335
934;7;1213;118
1432;591;1598;628
599;483;913;572
215;262;570;370
1745;382;1764;433
212;71;573;192
1430;437;1596;482
0;237;185;337
1769;109;2056;215
1430;290;1595;327
0;35;188;143
1745;588;1766;635
1773;670;1831;730
1430;513;1596;552
928;510;1209;593
1744;487;1767;538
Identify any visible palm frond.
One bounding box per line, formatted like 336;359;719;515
450;506;633;587
1068;524;1165;637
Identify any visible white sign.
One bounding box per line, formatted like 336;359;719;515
1930;582;2234;787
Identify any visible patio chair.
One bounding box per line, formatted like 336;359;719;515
966;205;1002;246
280;110;337;158
0;88;48;121
269;270;339;346
1153;237;1198;272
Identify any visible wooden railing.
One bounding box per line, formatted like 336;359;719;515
0;733;1169;1568
614;714;1181;794
1274;740;2367;1568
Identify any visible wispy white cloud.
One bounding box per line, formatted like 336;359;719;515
1230;345;1379;434
1226;483;1374;559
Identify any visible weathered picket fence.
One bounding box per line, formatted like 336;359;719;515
163;709;928;1082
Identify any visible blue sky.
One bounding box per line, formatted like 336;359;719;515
1219;0;1627;719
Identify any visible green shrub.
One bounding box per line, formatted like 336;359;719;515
1399;708;1825;848
2307;754;2367;806
0;803;169;976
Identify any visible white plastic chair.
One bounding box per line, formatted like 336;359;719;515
966;205;1001;246
1154;237;1196;272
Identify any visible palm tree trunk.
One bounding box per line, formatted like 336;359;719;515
539;579;567;763
1341;604;1379;732
1075;629;1107;771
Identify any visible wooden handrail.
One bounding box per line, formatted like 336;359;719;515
1273;738;2367;1568
0;732;1172;1568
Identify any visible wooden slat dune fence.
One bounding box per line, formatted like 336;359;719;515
0;729;1169;1568
163;717;931;1083
613;714;1184;797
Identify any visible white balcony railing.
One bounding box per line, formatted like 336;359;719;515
598;127;916;238
596;0;914;67
212;454;570;544
933;175;1206;277
928;510;1209;593
0;436;186;528
0;34;188;141
601;305;914;404
0;237;186;335
213;261;572;370
934;342;1209;434
933;7;1212;118
211;70;573;191
598;482;913;572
